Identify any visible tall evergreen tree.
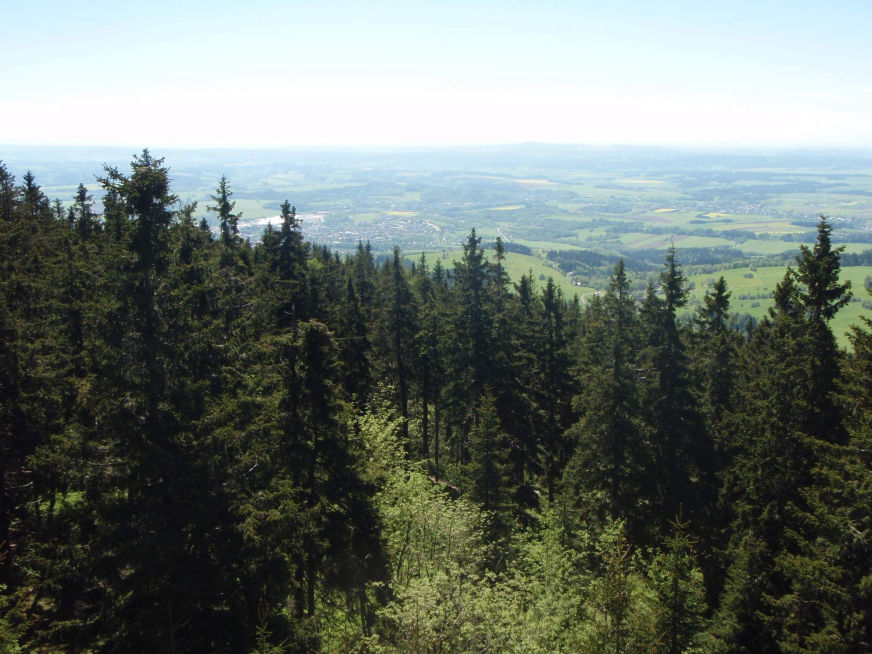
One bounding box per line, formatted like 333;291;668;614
445;229;493;459
713;219;853;650
336;276;372;406
794;215;851;443
467;391;513;545
21;171;50;221
45;151;252;650
288;321;385;620
538;278;575;500
0;162;16;222
509;271;543;489
639;248;711;539
649;518;707;654
270;200;308;324
374;247;417;445
70;183;99;241
411;253;446;462
562;261;648;540
693;276;735;428
208;175;240;248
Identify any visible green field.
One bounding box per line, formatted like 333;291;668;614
414;249;591;300
686;265;872;347
740;240;872;256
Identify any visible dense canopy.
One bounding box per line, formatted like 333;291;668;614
0;153;870;652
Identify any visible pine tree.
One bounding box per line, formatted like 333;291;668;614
289;321;385;619
509;271;543;489
467;391;512;544
487;237;526;492
707;536;779;653
542;281;575;440
446;229;493;459
649;518;707;654
562;261;648;540
412;253;446;462
353;240;377;323
336;276;372;406
693;276;735;427
584;521;654;654
0;166;69;603
794;215;851;443
70;183;99;241
21;171;50;221
268;199;308;325
639;248;711;540
208;175;240;247
416;256;451;478
763;281;871;652
44;151;252;650
0;162;16;222
374;247;417;445
714;219;853;650
100;182;126;241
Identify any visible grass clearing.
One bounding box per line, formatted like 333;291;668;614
675;235;735;248
513;239;588;251
232;198;274;219
739;240;801;255
685;265;872;348
415;249;588;299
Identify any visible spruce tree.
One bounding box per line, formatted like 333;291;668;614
374;247;417;445
208;175;240;248
509;271;543;489
0;162;15;222
693;276;735;427
412;253;446;462
446;229;493;458
794;215;851;443
714;219;853;650
467;391;512;544
70;183;99;241
562;261;647;541
639;249;711;540
649;518;707;654
336;276;372;406
48;151;251;650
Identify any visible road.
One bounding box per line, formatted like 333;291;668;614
580;290;605;304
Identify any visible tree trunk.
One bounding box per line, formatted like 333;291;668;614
0;468;9;586
420;392;429;458
434;400;440;481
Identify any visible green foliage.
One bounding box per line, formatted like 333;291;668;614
208;174;240;247
0;584;22;654
562;261;649;540
580;522;656;654
1;155;867;652
649;519;707;654
467;392;511;517
693;276;737;428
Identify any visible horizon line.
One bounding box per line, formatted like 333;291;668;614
4;141;872;154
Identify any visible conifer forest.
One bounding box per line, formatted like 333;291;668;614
2;151;872;653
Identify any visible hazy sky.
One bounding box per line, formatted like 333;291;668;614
2;0;870;148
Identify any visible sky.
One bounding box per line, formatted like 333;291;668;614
1;0;871;149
